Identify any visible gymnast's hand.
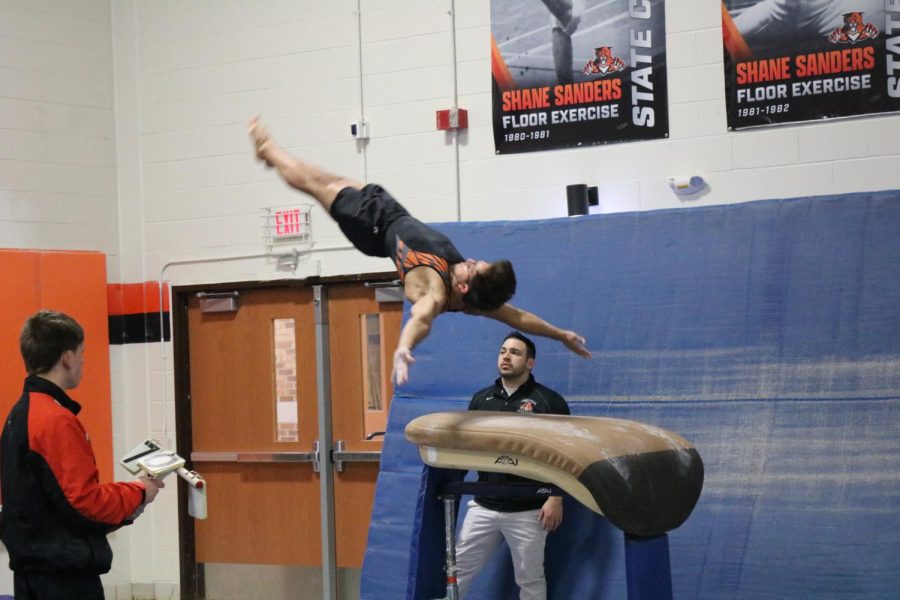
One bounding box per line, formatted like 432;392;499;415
561;330;591;358
392;346;416;386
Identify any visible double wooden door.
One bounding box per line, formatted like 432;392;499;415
178;281;401;599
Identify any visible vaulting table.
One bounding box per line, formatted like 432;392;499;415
404;411;704;600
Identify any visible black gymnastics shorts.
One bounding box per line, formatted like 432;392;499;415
330;184;410;257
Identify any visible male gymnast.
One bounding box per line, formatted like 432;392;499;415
249;117;590;385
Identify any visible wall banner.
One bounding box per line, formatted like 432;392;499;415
722;0;900;129
491;0;669;155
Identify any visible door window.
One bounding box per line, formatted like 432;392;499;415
360;313;387;440
273;317;299;443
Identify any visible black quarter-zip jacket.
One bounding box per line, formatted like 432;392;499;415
468;374;569;512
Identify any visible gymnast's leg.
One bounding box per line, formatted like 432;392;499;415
249;116;407;258
248;116;362;213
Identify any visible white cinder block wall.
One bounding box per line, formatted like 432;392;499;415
3;0;900;597
0;0;118;263
0;0;129;598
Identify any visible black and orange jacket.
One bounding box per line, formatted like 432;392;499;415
0;375;144;573
388;218;465;312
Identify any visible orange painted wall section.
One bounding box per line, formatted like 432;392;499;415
0;253;41;427
108;281;170;315
0;249;114;483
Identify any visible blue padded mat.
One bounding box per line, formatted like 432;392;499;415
361;191;900;599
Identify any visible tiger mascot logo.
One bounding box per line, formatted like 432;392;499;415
828;12;879;44
517;399;536;413
582;46;625;77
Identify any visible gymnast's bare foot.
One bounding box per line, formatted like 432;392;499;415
248;116;275;167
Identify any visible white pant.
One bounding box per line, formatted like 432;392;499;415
455;501;548;600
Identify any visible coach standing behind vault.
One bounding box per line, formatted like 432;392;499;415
455;332;570;600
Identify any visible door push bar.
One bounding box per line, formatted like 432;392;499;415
191;447;317;464
332;440;381;472
191;440;380;473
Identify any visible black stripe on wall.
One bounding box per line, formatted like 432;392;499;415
108;313;171;344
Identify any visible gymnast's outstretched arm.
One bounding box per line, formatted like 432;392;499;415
478;303;591;358
392;293;445;386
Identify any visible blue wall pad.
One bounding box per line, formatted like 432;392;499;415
405;466;465;600
360;191;900;599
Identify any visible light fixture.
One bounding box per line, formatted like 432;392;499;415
566;184;599;216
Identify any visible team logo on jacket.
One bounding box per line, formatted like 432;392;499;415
495;455;518;466
517;399;536;413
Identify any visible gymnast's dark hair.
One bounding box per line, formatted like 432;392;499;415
20;310;84;375
465;260;516;312
503;331;536;359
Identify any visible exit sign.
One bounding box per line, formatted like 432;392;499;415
273;208;308;239
262;204;311;248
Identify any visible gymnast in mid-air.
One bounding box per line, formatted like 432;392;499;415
249;117;590;385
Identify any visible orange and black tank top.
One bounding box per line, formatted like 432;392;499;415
385;216;465;311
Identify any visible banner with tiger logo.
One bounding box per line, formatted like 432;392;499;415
722;0;900;129
491;0;669;154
